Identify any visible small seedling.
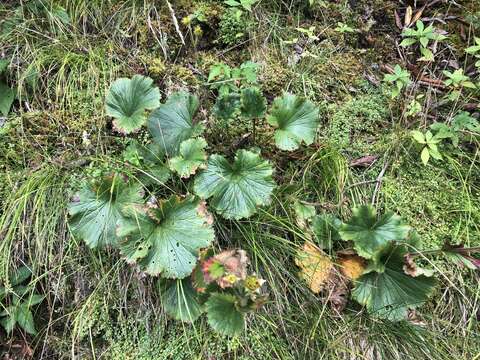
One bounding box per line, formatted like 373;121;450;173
334;22;355;34
411;130;443;165
224;0;258;12
400;20;447;61
465;37;480;68
383;65;411;98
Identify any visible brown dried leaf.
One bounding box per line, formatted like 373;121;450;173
338;253;366;280
295;242;334;293
404;6;413;27
350;155;378;168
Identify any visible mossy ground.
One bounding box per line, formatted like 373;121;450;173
0;0;479;359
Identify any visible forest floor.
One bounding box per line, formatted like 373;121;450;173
0;0;479;359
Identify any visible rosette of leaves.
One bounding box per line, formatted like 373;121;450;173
352;245;436;321
267;93;319;151
117;195;214;278
68;174;145;248
148;91;204;156
105;75;160;133
0;266;44;335
339;205;410;266
160;249;267;336
194;149;275;219
169;138;207;178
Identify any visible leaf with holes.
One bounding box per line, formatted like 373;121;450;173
267;93;319;151
352;246;436;321
118;195;214;278
193;150;275;219
205;293;244;336
169;138;207;178
148;91;204;156
159;278;203;322
68;175;144;248
339;205;410;263
105;75;160;133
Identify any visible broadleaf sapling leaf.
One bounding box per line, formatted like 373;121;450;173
205;293;245;336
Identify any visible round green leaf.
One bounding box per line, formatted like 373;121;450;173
193;150;275;220
159;278;203;322
267;93;319;151
169;138;207;178
240;87;266;119
105;75;160;133
206;293;244;336
352;247;436;321
118;195;214;278
147;91;204;156
213;93;240;120
339;205;410;262
68;175;145;249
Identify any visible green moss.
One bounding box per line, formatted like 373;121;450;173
324;87;390;156
218;9;250;47
382;158;480;249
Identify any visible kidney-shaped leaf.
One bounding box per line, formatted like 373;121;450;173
118;195;215;278
267;93;319;151
148;91;204;156
159;278;203;322
105;75;160;133
68;175;144;248
339;205;410;262
206;293;244;336
194;150;275;220
169;138;207;178
352;247;436;321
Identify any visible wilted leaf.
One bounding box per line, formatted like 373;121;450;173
148;91;204;156
194;149;275;219
68;175;144;248
339;205;410;263
267;93;319;151
295;242;333;293
206;293;244;336
337;253;366;280
118;195;215;278
169;138;207;178
203;249;249;288
105;75;160;133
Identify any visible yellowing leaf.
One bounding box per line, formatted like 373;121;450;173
338;254;366;280
295;242;333;293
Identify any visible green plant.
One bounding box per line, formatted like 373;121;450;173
105;75;160;134
334;22;355;34
465;37;480;69
0;58;14;117
442;69;476;89
208;61;259;96
430;111;480;147
400;21;447;61
0;266;44;335
411;130;443;165
218;8;250;47
294;205;437;321
383;65;411;98
267;93;320;151
224;0;258;12
405;94;424;117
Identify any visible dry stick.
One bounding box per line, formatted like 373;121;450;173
371;160;389;206
166;0;185;45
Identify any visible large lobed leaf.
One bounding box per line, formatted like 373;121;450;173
352;247;436;321
105;75;160;133
267;93;319;151
194;150;275;219
339;205;410;263
68;175;144;248
118;195;215;278
148;91;204;156
205;293;245;336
